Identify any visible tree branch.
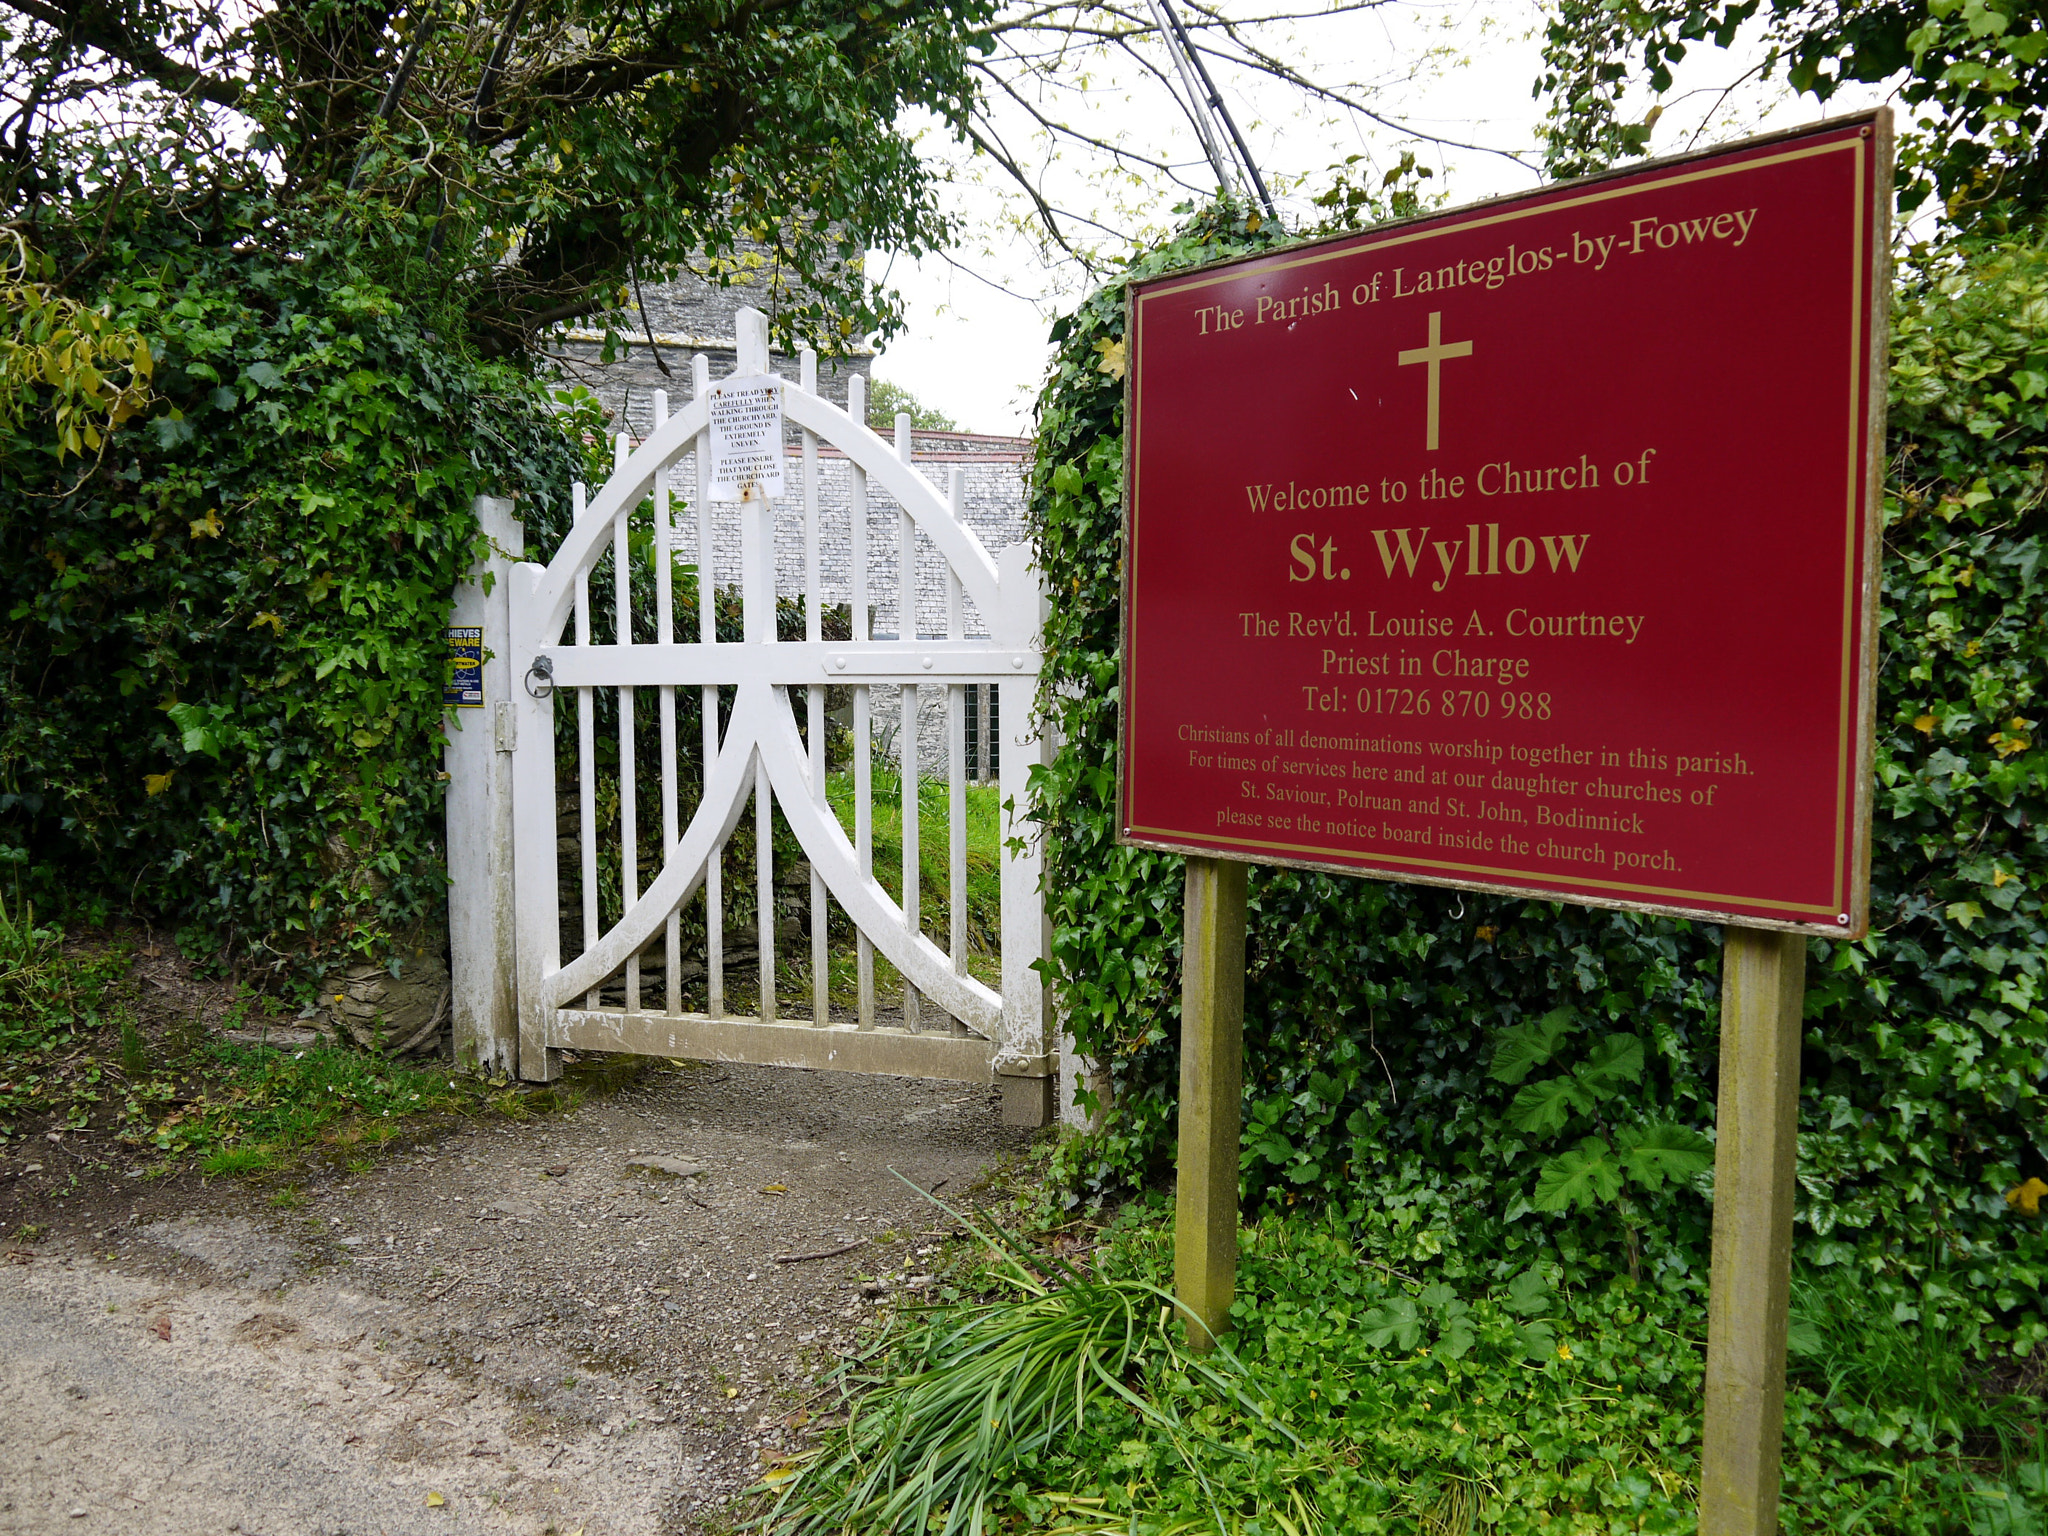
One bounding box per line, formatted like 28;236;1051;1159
1;0;247;111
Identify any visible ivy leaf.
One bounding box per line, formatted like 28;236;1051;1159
1616;1121;1715;1191
1533;1138;1625;1212
1489;1006;1576;1084
1358;1297;1421;1351
1515;1318;1558;1361
1508;1075;1592;1136
1437;1305;1476;1359
1574;1034;1645;1095
165;702;223;760
1505;1269;1552;1316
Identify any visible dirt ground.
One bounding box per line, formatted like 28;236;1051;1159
0;1060;1036;1536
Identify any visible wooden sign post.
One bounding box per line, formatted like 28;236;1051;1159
1174;855;1248;1350
1701;927;1807;1535
1121;113;1890;1533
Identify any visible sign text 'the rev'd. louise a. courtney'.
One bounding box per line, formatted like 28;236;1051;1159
1120;114;1890;935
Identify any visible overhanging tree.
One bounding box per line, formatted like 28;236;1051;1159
0;0;999;352
1537;0;2048;229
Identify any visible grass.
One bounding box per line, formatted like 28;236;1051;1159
826;763;1004;953
757;1196;2048;1536
0;895;657;1179
759;1195;1297;1536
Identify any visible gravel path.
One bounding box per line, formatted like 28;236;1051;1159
0;1061;1032;1535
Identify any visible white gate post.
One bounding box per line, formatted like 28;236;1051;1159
995;543;1055;1125
508;559;563;1082
446;495;523;1075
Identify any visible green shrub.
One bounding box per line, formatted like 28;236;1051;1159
1028;218;2048;1357
0;204;585;985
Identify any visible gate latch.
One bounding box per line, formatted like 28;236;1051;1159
523;654;554;700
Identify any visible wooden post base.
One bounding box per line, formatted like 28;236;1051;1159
1699;925;1807;1536
1174;855;1248;1352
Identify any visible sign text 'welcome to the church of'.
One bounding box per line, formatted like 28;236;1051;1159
1120;114;1889;934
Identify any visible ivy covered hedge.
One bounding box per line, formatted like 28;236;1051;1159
0;209;584;984
1029;212;2048;1355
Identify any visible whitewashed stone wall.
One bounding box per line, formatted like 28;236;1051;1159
546;241;875;433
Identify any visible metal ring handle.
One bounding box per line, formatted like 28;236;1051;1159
524;655;555;700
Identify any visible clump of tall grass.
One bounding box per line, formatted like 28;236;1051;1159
0;894;57;1008
1789;1263;2041;1463
756;1187;1306;1536
118;1014;150;1076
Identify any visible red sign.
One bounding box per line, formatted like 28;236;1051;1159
1121;115;1890;935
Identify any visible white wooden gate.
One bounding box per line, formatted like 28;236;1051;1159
500;310;1052;1121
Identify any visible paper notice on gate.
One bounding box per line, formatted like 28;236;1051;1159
707;374;786;501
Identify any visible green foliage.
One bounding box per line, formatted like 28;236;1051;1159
1535;0;2048;229
0;234;155;460
865;377;960;432
1027;213;2048;1357
758;1208;1269;1536
1310;149;1442;226
1;0;995;356
0;903;530;1167
0;211;584;978
775;1204;2048;1534
1487;1005;1576;1084
0;899;134;1138
139;1037;484;1167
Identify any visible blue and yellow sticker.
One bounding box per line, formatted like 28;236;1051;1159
446;627;484;708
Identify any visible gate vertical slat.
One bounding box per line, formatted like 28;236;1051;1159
694;354;724;1020
614;434;640;1015
757;756;776;1021
574;482;599;1010
732;314;780;1026
848;375;875;1031
946;469;968;995
740;356;777;1023
801;350;827;1027
653;389;681;1015
895;411;920;1031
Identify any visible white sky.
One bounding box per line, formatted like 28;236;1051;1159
871;0;1897;433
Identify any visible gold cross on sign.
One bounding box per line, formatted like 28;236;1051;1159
1396;311;1474;452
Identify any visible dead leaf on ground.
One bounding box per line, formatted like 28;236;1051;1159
151;1316;171;1341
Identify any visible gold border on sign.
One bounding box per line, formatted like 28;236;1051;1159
1118;111;1890;936
1126;824;1837;914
